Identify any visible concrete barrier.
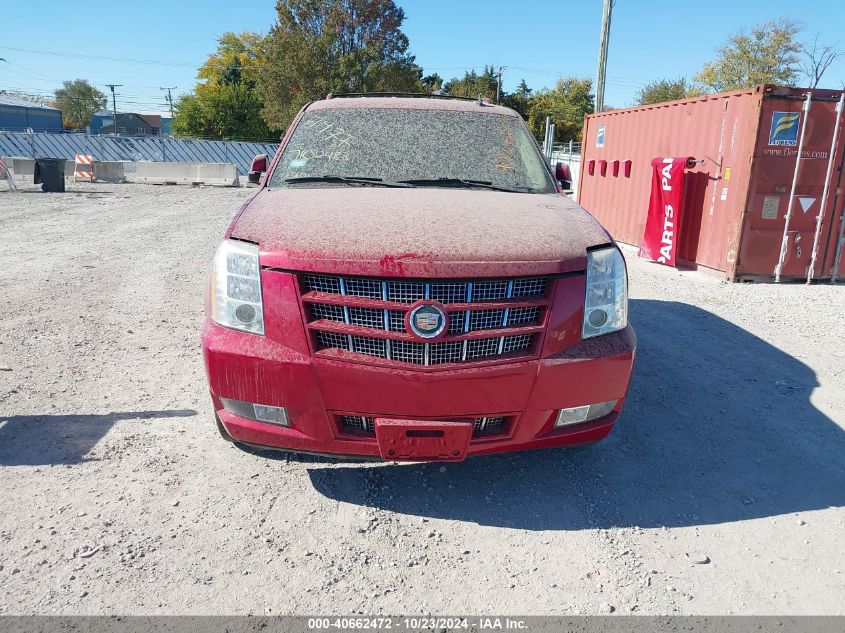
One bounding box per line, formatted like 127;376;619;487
132;161;240;187
11;158;77;179
93;161;125;183
12;158;34;177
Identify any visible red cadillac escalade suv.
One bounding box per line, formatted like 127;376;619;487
202;94;636;461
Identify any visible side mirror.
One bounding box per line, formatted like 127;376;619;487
554;162;572;190
248;154;268;184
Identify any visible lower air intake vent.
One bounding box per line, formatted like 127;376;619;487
338;415;510;438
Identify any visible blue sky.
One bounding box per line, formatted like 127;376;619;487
1;0;843;115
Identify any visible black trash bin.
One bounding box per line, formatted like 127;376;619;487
34;158;66;192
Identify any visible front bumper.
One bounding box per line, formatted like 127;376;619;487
203;319;636;460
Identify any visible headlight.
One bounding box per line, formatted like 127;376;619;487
210;239;265;335
582;246;628;339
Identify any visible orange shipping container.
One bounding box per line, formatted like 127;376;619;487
577;85;845;282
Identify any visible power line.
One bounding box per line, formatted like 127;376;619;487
0;45;259;71
0;46;198;68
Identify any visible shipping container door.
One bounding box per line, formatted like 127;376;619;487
740;94;844;280
819;106;845;279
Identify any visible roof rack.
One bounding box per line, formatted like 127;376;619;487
326;92;480;102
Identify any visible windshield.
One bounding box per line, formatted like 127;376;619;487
268;106;556;193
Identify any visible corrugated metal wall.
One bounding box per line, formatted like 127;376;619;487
0;105;63;132
0;132;278;175
578;88;762;277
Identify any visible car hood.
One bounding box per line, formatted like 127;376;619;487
229;187;611;277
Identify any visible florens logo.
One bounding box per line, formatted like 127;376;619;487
769;112;801;146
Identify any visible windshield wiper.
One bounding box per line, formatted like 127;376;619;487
397;177;529;193
284;175;410;188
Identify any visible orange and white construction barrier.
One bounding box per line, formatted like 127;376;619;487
0;156;17;191
73;154;94;182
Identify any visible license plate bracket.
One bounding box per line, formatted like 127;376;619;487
374;419;472;462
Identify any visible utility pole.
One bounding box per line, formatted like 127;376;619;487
496;66;505;104
106;84;122;135
160;86;176;118
594;0;614;113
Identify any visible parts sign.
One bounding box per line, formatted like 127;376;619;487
639;156;690;267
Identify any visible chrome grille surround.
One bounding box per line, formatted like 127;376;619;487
338;414;511;437
301;274;549;367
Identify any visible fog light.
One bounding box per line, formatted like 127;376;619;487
253;404;289;426
555;400;618;427
235;303;257;324
587;308;609;328
220;398;289;427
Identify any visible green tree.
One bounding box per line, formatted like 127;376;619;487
196;31;264;91
526;77;594;142
422;73;443;93
501;78;531;118
514;79;532;99
53;79;106;129
257;0;423;130
172;32;273;140
694;19;803;92
635;77;695;105
172;84;272;141
442;66;498;101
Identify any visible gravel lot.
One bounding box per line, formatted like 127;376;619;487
0;180;843;615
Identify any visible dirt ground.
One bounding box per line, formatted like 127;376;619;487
0;180;843;616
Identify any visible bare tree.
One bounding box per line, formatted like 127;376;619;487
800;34;842;88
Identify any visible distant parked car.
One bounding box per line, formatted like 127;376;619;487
202;94;636;462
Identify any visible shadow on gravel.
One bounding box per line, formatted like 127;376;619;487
307;300;845;530
0;409;197;466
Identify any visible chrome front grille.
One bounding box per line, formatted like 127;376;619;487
469;308;506;331
301;274;549;367
348;306;386;329
304;275;546;304
310;303;345;322
508;306;540;326
315;332;535;365
338;415;510;437
502;333;533;354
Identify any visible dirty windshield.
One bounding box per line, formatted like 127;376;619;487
268;106;556;193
